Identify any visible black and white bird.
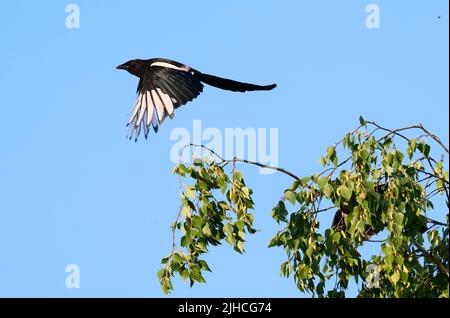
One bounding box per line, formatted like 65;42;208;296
116;58;277;141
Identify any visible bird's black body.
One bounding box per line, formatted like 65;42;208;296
116;58;277;140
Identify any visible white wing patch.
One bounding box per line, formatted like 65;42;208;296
136;92;147;127
150;61;189;72
150;89;165;123
157;88;174;119
145;91;153;126
128;85;176;140
151;109;159;130
128;93;142;125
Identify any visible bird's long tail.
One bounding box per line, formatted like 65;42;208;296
196;72;276;92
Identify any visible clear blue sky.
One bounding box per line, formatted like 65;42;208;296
0;0;448;297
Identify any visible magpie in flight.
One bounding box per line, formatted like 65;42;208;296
116;58;277;141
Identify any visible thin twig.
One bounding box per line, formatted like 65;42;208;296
366;238;388;243
314;205;337;214
419;124;449;154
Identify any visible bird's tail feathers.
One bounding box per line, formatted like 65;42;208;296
196;72;276;92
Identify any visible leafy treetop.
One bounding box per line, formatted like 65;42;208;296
158;117;449;298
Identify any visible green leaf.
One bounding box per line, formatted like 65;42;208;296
172;252;185;263
390;271;399;285
180;235;189;247
202;223;212;237
271;201;288;223
407;138;417;159
193;158;203;166
394;212;404;224
306;246;314;258
161;277;173;294
180;269;189;281
235;240;245;253
359;116;366;126
223;222;233;237
157;268;166;281
199;260;212;272
182;198;196;212
284;190;296;205
358;149;369;161
190;269;206;283
300;177;311;186
268;234;282;248
290;180;302;191
317;177;329;190
326;146;336;161
191;215;203;228
173;163;190;175
418;142;431;158
340;186;352;202
161;256;170;264
332;156;339;167
181;205;191;218
323;184;334;198
233;170;243;182
319;156;326;167
186;185;196;199
332;232;341;244
436;179;444;193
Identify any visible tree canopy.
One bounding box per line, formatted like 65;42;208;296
158;117;449;297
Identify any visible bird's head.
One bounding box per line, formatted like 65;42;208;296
116;59;145;77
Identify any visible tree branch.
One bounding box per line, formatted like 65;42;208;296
426;217;448;227
412;239;449;278
418;124;449;154
185;143;301;181
221;158;301;181
366;121;449;154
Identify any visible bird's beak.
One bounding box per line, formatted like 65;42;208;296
116;63;127;70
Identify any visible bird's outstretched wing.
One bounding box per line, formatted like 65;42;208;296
127;66;204;141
